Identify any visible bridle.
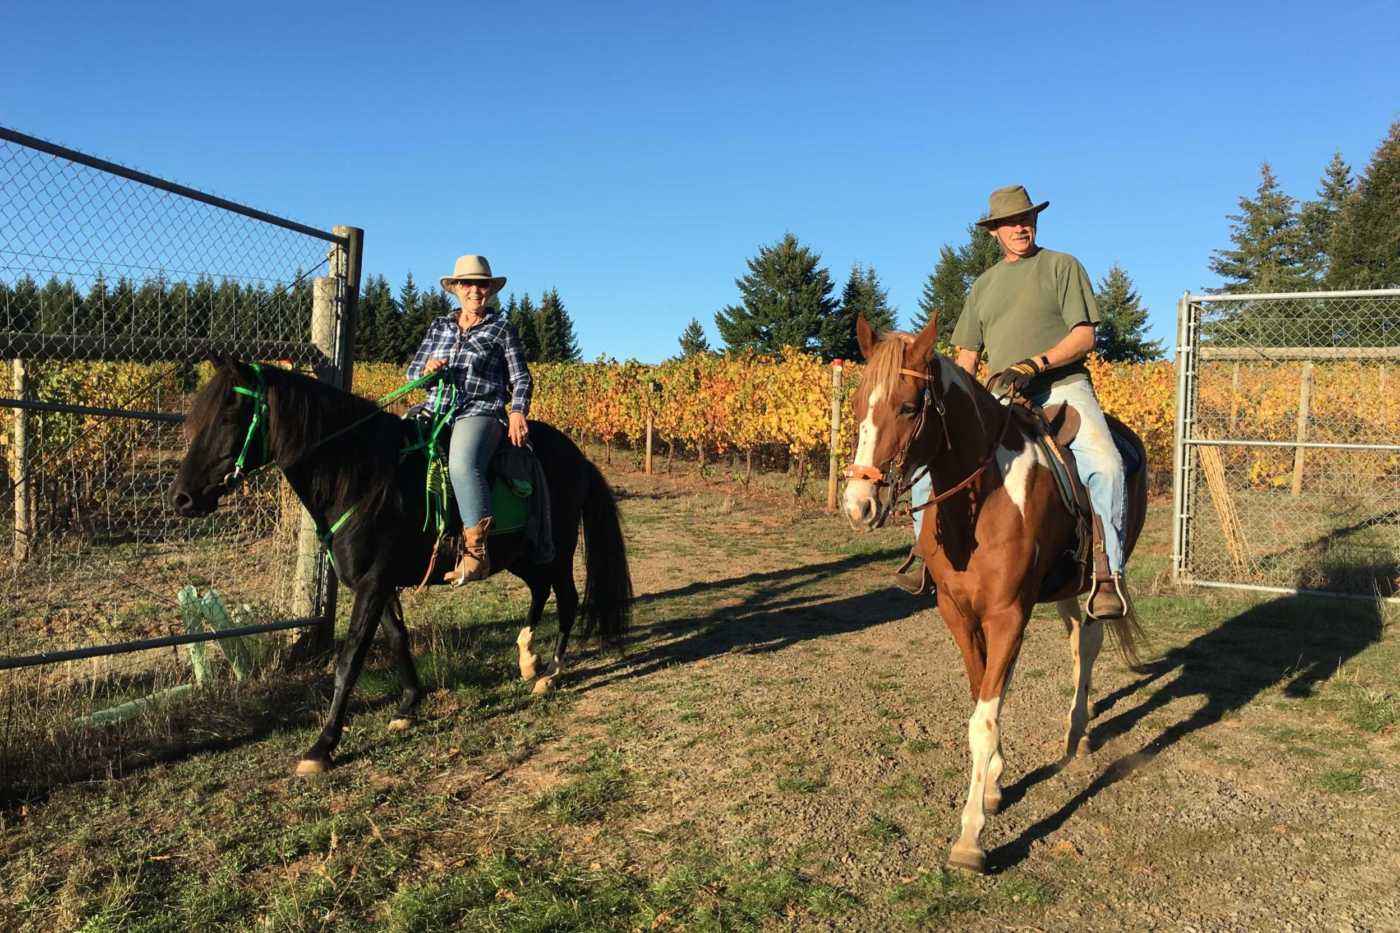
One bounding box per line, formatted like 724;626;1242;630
223;362;271;491
844;350;1014;524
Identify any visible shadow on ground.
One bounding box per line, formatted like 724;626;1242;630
990;590;1385;871
582;546;915;689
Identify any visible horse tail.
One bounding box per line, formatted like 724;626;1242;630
1106;586;1150;673
578;458;633;641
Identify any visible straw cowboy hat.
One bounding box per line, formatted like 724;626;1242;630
440;254;507;293
975;185;1050;228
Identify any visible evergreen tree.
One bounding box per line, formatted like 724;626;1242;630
535;288;581;362
1093;264;1164;362
714;232;837;354
822;263;896;360
1297;152;1354;283
354;274;391;362
677;317;711;357
412;290;453;364
912;225;1001;337
1209;163;1312;293
1326;120;1400;291
506;293;542;362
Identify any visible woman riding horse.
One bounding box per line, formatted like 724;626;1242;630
407;254;532;584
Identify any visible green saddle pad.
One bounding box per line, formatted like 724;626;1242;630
490;475;532;536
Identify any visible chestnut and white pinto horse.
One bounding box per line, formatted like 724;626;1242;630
842;317;1147;874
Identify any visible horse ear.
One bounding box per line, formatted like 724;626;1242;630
856;315;876;362
908;315;939;367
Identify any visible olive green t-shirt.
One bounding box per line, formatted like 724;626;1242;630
950;248;1100;393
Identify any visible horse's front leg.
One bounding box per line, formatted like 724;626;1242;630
1058;598;1103;759
949;609;1025;874
297;585;388;775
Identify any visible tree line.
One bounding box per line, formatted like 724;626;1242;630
681;228;1161;365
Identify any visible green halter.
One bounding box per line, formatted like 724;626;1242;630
227;362;270;486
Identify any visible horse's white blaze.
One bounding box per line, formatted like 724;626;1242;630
843;385;885;523
995;439;1048;519
956;696;1002;854
853;384;885;467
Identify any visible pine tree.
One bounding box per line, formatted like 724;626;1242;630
535;288;581;362
1326;120;1400;291
509;293;541;362
1209;163;1312;293
396;272;422;364
912;225;1001;337
822;263;897;360
677;317;711;357
1297;152;1354;283
1093;264;1164;363
714;233;837;355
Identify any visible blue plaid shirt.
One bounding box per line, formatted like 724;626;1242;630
406;311;533;419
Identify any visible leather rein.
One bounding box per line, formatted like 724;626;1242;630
843;360;1014;520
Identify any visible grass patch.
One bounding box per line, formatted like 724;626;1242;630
536;748;632;824
995;873;1056;906
889;869;982;922
1316;768;1368;794
775;764;827;795
864;813;905;844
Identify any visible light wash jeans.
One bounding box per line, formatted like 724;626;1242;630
911;379;1126;572
449;416;504;528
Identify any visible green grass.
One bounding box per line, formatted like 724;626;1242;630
1317;767;1369;794
863;813;904;845
888;869;982;922
536;748;632;824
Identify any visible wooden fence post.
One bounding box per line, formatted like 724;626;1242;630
10;359;33;562
826;360;843;512
1291;362;1313;498
644;414;654;475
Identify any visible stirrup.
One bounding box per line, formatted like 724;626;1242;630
1086;574;1125;621
894;551;934;596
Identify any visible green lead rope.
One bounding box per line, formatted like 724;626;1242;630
318;506;356;577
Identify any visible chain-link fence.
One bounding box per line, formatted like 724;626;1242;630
1172;290;1400;600
0;127;359;684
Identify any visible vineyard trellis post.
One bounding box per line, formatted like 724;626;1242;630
1171;288;1400;601
827;360;843;512
9;358;32;561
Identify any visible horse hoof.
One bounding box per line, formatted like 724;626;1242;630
531;675;555;695
947;844;987;874
984;793;1003;815
387;717;413;732
295;758;329;776
1075;737;1093;758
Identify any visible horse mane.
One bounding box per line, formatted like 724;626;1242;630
861;329;915;399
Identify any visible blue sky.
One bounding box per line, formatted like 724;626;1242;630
5;1;1398;363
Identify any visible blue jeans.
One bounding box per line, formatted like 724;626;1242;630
449;416;504;527
911;379;1126;572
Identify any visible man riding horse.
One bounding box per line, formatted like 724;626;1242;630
899;185;1128;620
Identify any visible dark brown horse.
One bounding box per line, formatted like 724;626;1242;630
842;318;1147;873
171;358;631;775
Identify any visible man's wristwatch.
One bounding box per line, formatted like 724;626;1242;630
1039;354;1052;370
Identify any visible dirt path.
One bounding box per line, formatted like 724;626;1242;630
3;459;1397;930
539;466;1400;930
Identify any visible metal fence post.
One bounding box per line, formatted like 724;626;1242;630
1170;293;1191;585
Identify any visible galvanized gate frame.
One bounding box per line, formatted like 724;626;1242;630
1171;288;1400;603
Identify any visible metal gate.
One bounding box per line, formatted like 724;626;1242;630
0;126;361;676
1171;289;1400;600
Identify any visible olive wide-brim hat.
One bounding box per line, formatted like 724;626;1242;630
440;254;507;293
975;185;1050;228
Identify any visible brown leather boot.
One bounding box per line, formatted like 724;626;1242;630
893;548;935;597
446;517;493;586
1087;573;1125;621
